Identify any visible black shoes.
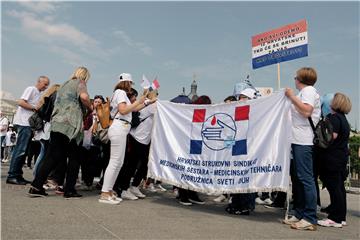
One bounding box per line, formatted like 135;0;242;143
225;206;250;215
179;198;193;206
188;195;205;205
64;192;82;199
28;187;48;197
6;178;28;185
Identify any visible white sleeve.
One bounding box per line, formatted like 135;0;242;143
113;90;128;105
20;87;35;102
301;87;317;107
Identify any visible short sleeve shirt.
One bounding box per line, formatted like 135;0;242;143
291;86;321;145
13;86;41;126
0;117;9;136
130;102;156;145
110;89;132;122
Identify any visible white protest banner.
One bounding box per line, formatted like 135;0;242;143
148;90;292;194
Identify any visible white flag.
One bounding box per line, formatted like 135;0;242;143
141;74;151;89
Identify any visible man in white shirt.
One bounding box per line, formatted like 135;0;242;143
7;76;49;185
0;110;9;161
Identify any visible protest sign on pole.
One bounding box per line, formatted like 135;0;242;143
252;19;308;70
148;91;292;194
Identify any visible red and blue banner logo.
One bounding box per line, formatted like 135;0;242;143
190;105;249;156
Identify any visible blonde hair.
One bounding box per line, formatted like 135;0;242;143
70;66;90;82
296;67;317;86
331;92;352;114
36;84;61;108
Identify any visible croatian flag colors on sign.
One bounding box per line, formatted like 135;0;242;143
148;91;292;194
252;19;308;69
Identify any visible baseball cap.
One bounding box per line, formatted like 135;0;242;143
118;73;133;83
240;88;256;99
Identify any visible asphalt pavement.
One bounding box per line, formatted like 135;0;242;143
1;163;359;240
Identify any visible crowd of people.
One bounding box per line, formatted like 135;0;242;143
1;66;353;231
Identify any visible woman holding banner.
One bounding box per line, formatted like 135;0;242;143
283;67;321;231
99;73;156;205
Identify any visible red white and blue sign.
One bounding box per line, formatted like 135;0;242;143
190;106;249;155
252;19;308;69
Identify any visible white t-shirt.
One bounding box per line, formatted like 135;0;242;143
0;117;9;136
291;86;321;145
110;89;132;122
130;102;156;145
13;86;41;127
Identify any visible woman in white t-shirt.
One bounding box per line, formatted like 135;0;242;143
99;73;156;204
283;67;321;231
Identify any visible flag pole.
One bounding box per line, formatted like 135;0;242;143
277;63;281;90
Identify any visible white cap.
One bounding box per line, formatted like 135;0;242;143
9;124;13;127
240;88;256;99
118;73;133;83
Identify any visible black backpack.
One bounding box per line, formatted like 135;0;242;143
10;132;16;143
308;116;334;149
38;92;57;122
29;91;57;131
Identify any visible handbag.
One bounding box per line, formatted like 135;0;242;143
92;120;109;144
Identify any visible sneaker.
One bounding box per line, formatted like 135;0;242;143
255;197;265;205
264;203;284;209
263;198;273;205
64;192;82;199
129;186;146;198
99;194;121;205
179;198;193;206
1;158;8;163
121;190;138;200
28;187;48;197
213;195;227;203
110;191;123;202
342;221;347;226
55;186;64;195
155;183;167;192
291;219;317;231
43;180;57;190
189;195;205;205
145;183;157;192
317;219;342;228
283;216;300;225
225;206;250;215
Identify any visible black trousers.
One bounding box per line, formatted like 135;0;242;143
80;146;101;186
229;193;256;211
323;171;347;223
31;132;81;193
26;140;41;167
114;135;149;190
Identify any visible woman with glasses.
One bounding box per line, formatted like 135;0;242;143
283;67;321;231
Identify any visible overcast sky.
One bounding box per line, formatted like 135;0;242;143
2;1;359;128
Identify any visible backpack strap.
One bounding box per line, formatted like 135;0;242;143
308;117;316;133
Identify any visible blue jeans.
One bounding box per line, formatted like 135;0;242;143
33;140;48;177
8;125;32;179
291;144;317;224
